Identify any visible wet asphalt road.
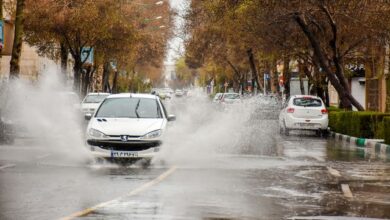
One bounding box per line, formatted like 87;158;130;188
0;95;389;220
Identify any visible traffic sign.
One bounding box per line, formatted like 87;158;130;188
81;47;94;64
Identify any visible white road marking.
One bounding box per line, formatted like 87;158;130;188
35;153;51;160
0;164;16;170
59;166;177;220
327;167;342;177
341;184;354;198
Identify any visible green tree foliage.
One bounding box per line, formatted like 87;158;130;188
175;57;195;88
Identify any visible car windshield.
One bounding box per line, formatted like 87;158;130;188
293;97;322;107
95;97;162;118
83;94;109;103
224;93;240;99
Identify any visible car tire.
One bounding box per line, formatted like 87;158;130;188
283;121;290;136
138;158;151;168
321;129;329;138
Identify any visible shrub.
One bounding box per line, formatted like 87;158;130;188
329;111;390;139
384;117;390;145
327;106;342;112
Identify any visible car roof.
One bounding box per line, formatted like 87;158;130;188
86;92;110;96
106;93;158;99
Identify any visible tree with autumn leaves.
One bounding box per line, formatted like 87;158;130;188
6;0;172;96
184;0;390;110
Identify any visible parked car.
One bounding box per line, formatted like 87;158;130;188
85;93;175;160
279;95;328;136
213;93;223;103
81;93;110;116
220;93;241;104
175;89;184;97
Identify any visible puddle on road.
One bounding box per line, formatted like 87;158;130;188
326;140;390;162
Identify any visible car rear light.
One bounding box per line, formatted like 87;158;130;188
321;109;328;114
287;108;294;113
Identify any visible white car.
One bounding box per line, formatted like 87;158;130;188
175;89;184;97
279;95;328;136
85;93;175;159
220;93;241;104
213;93;223;103
81;93;110;115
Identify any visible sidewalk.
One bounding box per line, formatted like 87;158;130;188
330;132;390;160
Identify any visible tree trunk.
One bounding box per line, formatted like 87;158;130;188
81;65;94;97
73;58;82;93
324;83;330;107
247;48;262;93
102;61;111;93
81;69;88;97
270;59;278;93
283;56;291;98
9;0;26;78
111;70;119;94
299;73;305;95
60;40;68;78
294;13;364;111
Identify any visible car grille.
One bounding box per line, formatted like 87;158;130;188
87;140;161;151
108;135;141;138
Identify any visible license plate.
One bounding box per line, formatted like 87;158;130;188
110;151;139;158
298;123;314;127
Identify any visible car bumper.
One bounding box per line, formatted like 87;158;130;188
285;115;328;130
87;140;161;159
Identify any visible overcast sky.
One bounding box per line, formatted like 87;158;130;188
165;0;189;65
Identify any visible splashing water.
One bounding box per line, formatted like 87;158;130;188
153;90;281;168
0;65;91;163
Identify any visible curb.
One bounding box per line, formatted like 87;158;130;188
330;131;390;159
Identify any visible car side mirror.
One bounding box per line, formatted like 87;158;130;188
85;113;92;121
167;114;176;122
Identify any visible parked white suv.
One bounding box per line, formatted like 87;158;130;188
85;93;175;160
279;95;328;136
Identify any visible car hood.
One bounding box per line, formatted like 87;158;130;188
89;118;165;136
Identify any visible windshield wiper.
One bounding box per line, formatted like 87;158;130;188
134;99;141;118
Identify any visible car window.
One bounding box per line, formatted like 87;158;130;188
293;97;322;107
83;95;109;103
224;93;239;99
95;98;162;118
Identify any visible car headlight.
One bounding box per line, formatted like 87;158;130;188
88;128;109;139
141;130;162;139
